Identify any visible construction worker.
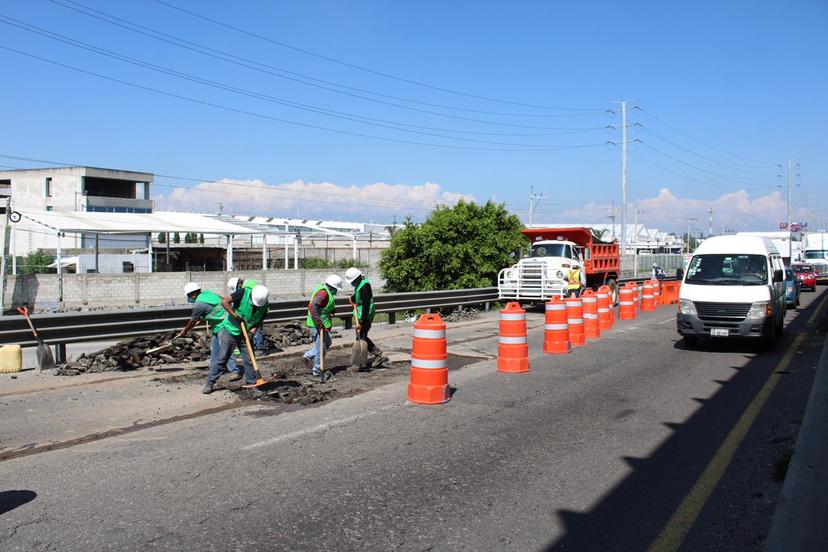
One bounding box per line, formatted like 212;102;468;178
227;276;265;351
177;282;241;382
203;284;269;394
652;263;666;280
303;274;342;381
567;265;585;298
345;267;387;369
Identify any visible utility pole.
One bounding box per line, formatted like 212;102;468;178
787;160;792;261
707;207;713;238
528;185;546;227
685;217;698;254
607;201;617;239
621;100;628;254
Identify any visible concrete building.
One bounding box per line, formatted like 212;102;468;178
0;166;154;264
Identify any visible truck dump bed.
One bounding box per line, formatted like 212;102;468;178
521;227;620;275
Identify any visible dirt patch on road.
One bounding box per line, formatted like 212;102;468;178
153;349;486;410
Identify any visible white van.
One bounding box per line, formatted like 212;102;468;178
677;235;786;348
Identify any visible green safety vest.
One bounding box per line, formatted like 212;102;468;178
242;279;257;290
306;285;336;329
354;277;376;322
195;290;227;334
217;287;268;337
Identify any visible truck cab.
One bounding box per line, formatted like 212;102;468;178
498;227;620;303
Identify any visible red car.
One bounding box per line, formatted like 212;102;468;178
792;263;817;291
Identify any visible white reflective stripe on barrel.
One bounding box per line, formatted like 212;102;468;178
567;301;582;307
584;313;598;319
598;307;609;313
499;336;527;344
545;304;567;311
413;328;446;339
620;290;632;295
567;318;584;324
411;357;448;369
545;323;568;330
500;313;526;321
582;297;597;303
643;294;654;299
619;301;634;306
597;293;608;299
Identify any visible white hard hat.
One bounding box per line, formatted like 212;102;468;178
652;263;659;268
227;276;241;292
325;274;343;291
344;267;362;285
251;285;269;307
184;282;200;296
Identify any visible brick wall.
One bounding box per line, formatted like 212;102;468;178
4;269;384;310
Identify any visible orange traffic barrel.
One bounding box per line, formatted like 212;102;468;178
641;281;656;311
619;283;637;320
597;285;612;331
543;296;570;354
408;313;450;404
497;302;529;373
582;289;601;340
653;279;662;306
566;296;586;347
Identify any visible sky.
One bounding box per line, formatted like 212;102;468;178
1;0;826;234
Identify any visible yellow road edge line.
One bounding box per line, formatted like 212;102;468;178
807;290;828;325
647;332;806;552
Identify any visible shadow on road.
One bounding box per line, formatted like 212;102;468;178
0;490;36;516
543;291;826;552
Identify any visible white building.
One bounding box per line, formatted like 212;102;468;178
0;166;154;269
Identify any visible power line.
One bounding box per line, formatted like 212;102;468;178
0;44;606;153
149;0;606;113
638;108;777;167
50;0;607;121
0;16;607;144
628;151;773;192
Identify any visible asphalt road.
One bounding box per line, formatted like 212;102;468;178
1;288;825;551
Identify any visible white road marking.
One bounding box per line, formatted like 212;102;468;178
656;317;677;325
242;404;400;451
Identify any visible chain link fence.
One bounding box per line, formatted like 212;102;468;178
620;254;686;279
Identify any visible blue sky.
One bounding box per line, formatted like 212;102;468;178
1;0;826;233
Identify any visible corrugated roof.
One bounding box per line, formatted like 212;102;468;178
17;210;258;234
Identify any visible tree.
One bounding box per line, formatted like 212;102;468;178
199;233;205;244
379;200;525;292
184;233;193;244
158;232;166;244
173;232;180;244
18;250;54;275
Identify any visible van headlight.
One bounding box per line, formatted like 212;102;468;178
747;301;771;318
679;299;697;315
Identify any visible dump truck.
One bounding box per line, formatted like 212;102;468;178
498;226;621;303
804;232;828;282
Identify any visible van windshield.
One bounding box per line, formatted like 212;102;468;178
685;254;768;286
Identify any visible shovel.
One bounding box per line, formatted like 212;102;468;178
240;322;275;388
348;299;368;368
16;306;56;372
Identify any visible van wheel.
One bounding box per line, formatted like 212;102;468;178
775;316;784;337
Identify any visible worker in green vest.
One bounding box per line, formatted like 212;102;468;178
303;274;342;381
345;267;387;368
178;282;241;382
203;284;269;394
227;276;265;353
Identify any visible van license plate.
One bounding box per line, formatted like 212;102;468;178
710;328;729;337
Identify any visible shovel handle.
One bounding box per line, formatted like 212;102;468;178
240;322;261;376
16;306;39;338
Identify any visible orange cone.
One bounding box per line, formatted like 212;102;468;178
642;281;656;311
408;313;450;404
498;302;530;373
597;285;612;331
653;279;662;306
566;296;586;347
582;289;601;340
619;283;637;320
543;296;570;354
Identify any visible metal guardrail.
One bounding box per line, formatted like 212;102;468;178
0;287;500;350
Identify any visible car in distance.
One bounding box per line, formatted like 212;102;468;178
792;263;816;291
784;267;801;308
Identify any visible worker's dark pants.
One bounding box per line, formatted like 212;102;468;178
209;329;256;385
358;319;379;353
567;287;582;298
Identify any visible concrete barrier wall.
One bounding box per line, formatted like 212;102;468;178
4;269;384;310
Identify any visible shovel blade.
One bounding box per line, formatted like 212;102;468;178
36;339;56;371
355;340;369;367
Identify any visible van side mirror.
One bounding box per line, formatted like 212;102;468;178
584;248;591;261
772;269;783;283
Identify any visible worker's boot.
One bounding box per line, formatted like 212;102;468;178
202;382;214;394
228;372;242;382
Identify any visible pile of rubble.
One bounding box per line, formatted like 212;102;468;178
56;323;339;376
442;308;480;323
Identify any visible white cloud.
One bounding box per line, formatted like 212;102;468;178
154;179;475;220
554;187;808;233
